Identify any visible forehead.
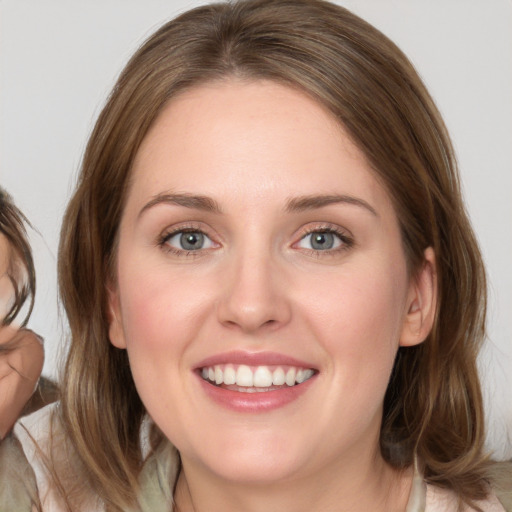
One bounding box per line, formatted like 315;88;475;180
127;79;391;217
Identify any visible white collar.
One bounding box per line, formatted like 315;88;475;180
405;458;427;512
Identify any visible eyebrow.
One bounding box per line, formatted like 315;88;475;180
138;192;377;218
138;193;222;218
285;194;378;216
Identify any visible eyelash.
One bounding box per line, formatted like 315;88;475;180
156;223;354;258
294;224;354;257
157;224;215;258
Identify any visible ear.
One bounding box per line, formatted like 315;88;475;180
399;247;437;347
106;282;127;349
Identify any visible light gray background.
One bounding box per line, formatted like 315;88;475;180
1;0;511;458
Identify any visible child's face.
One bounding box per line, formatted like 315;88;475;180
0;233;44;438
108;80;434;484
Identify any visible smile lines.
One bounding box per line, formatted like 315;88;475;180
200;364;315;389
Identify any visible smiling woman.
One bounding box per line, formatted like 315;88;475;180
108;83;432;486
3;0;511;511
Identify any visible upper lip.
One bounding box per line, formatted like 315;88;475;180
194;350;317;370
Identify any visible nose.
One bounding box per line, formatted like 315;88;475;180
216;248;292;333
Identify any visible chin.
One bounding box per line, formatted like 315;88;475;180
202;453;305;484
178;429;311;484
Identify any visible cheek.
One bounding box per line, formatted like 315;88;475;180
114;261;218;409
116;269;193;419
118;261;209;347
296;266;408;443
301;257;408;388
0;275;14;320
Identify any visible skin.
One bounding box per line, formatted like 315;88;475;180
108;80;436;512
0;233;44;439
0;234;13;321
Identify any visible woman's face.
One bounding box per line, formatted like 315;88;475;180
109;80;434;484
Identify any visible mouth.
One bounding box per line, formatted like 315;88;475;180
194;351;319;412
199;364;317;393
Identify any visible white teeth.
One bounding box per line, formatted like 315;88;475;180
200;364;315;388
253;366;273;387
285;368;296;386
295;369;314;384
223;364;236;385
272;367;285;386
302;369;314;381
237;387;272;393
236;365;253;387
214;366;223;385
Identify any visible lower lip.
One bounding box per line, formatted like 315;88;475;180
196;373;316;412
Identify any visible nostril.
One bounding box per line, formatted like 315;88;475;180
220;315;282;334
215;274;292;332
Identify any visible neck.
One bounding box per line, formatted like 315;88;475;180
174;448;413;512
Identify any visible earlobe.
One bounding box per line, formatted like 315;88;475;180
106;283;127;349
399;247;437;347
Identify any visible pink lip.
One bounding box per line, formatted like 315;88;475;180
194;351;318;413
194;350;315;370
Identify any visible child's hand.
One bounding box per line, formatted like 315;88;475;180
0;326;44;439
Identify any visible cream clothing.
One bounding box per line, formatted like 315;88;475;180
2;404;508;512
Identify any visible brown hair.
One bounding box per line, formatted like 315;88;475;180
58;0;498;509
0;187;35;328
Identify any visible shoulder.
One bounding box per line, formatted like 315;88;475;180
426;484;509;512
0;432;39;511
13;405;163;512
12;402;66;511
13;402;104;512
15;399;58;445
0;405;57;511
14;402;57;501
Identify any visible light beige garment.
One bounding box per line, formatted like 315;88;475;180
0;434;38;512
425;484;507;512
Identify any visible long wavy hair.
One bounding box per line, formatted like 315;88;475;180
57;0;499;509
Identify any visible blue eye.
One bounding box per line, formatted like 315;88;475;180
164;230;214;251
297;231;344;251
